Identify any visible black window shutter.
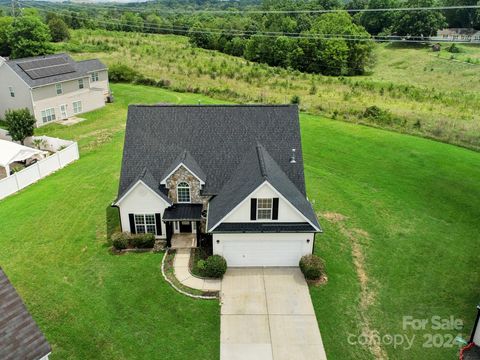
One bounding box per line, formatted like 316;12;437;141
155;213;162;236
250;198;257;220
129;214;136;234
272;198;279;220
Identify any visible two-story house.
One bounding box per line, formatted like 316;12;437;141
0;53;109;127
113;105;322;267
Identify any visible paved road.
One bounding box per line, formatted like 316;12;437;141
220;268;327;360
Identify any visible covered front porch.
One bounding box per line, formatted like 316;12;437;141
163;203;203;247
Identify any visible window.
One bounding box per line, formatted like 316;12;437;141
257;198;273;220
134;214;156;234
55;83;62;95
90;72;99;82
177;182;190;203
8;86;14;97
73;101;82;114
78;79;84;89
41;108;56;123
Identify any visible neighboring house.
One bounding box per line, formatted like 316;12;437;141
435;28;480;43
0;53;110;127
114;105;321;267
0;268;51;360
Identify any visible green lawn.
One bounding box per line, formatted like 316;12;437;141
0;83;479;359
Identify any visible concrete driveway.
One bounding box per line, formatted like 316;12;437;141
220;268;327;360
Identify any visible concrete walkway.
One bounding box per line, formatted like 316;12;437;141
173;248;221;292
220;268;327;360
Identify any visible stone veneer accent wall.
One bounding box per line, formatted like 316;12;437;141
165;165;210;232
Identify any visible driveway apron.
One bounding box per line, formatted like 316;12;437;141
220;268;327;360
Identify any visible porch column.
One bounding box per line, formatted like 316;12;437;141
196;221;201;245
166;222;173;248
4;164;10;177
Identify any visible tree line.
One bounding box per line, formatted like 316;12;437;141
0;0;478;75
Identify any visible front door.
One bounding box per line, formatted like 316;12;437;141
60;104;68;119
179;221;192;233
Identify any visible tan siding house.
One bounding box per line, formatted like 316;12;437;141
0;54;110;127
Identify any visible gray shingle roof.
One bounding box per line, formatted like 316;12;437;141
119;104;306;197
119;105;320;232
0;268;51;360
163;204;203;221
207;144;320;231
6;53;106;88
160;149;206;183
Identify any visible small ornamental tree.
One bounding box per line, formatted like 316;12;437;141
5;108;36;145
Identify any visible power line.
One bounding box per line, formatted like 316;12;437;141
20;1;480;44
19;0;480;15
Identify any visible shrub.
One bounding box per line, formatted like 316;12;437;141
108;64;139;83
203;255;227;278
299;254;324;280
290;95;301;104
130;233;155;248
447;44;461;53
111;232;130;250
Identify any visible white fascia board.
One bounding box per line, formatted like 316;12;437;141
159;163;205;185
114;180;171;206
263;181;321;232
208;180;320;232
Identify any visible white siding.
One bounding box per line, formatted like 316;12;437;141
213;233;314;267
0;62;34;118
117;181;169;238
32;77;107;127
221;182;306;223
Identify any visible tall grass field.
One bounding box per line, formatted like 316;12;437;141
57;29;480;151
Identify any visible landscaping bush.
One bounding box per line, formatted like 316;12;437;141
129;233;155;248
108;64;139;83
299;254;324;280
111;232;130;250
203;255;227;278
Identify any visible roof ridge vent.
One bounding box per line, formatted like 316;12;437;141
256;144;268;178
290;148;297;164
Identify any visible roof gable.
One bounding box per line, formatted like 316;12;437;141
160;150;206;185
115;167;172;205
207;144;320;232
118;104;306;198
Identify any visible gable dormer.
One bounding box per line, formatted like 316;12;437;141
160;150;206;204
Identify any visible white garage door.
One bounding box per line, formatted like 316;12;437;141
222;239;305;267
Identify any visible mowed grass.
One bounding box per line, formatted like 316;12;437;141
59;29;480;150
0;83;479;359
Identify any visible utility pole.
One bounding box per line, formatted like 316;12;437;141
11;0;19;17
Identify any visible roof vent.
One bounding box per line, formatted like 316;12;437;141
290;149;297;164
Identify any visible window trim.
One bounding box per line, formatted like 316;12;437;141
176;182;191;203
41;108;56;123
134;214;156;235
72;100;82;114
8;86;15;97
256;198;273;220
90;72;99;82
55;83;63;95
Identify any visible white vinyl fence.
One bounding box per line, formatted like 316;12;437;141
0;129;80;200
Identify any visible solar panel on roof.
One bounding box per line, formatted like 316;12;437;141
23;63;76;80
18;57;67;71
